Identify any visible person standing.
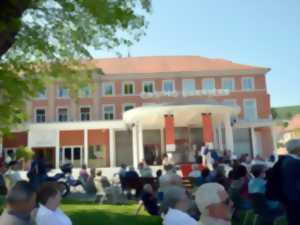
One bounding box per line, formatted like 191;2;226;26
266;139;300;225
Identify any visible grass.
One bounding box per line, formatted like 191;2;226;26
0;197;161;225
0;197;287;225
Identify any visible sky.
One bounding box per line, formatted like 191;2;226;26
92;0;300;107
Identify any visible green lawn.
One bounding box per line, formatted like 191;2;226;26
0;197;161;225
0;197;287;225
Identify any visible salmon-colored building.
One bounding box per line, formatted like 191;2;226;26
1;56;276;168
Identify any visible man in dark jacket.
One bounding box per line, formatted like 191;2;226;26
270;139;300;225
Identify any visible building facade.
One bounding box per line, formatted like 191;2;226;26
1;56;275;168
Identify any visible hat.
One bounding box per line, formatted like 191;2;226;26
195;183;225;214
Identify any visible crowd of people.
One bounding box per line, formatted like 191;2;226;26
1;139;300;225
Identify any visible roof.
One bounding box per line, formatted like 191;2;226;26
285;114;300;132
87;56;270;75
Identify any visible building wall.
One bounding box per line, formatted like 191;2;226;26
29;74;271;123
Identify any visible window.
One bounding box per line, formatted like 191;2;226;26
80;107;90;121
223;99;237;107
79;86;92;98
122;82;135;95
57;86;69;98
242;77;255;91
35;109;46;123
61;147;83;167
88;145;106;167
103;105;115;120
102;82;115;96
222;78;235;91
57;108;68;122
243;99;257;121
123;104;135;113
143;81;155;93
36;88;47;99
162;80;175;93
202;79;215;90
182;79;196;93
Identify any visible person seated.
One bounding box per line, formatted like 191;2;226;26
159;164;182;199
195;183;233;225
125;166;139;180
0;181;36;225
36;182;72;225
84;168;97;194
249;165;283;214
161;186;197;225
196;167;211;186
188;164;202;178
136;184;159;216
138;162;153;177
79;164;89;184
3;160;22;190
228;164;251;209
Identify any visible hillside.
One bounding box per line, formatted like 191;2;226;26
272;105;300;120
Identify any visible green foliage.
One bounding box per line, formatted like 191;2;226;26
15;146;35;162
0;0;152;133
271;105;300;121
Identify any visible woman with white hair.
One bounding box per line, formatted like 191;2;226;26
161;186;197;225
195;183;233;225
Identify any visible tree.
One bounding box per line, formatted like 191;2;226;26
16;146;35;169
0;0;152;133
271;108;278;120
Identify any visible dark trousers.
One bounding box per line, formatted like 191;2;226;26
286;204;300;225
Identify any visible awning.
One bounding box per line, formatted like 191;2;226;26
123;102;240;129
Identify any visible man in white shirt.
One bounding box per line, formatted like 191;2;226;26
36;183;72;225
162;186;197;225
195;183;233;225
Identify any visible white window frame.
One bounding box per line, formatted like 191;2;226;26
61;146;83;167
102;104;115;120
202;78;215;90
35;107;46;123
243;99;258;121
162;80;175;93
80;106;91;121
102;82;115;96
122;81;135;96
221;78;235;91
57;86;69;99
56;107;69;122
142;80;155;93
36;87;48;100
182;79;196;94
79;86;92;98
242;77;255;91
122;103;136;113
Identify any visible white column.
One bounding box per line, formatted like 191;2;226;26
160;128;165;155
217;124;223;151
84;128;88;166
132;124;139;168
138;123;144;163
213;125;218;150
224;114;234;153
55;130;60;169
250;127;257;157
270;126;278;160
109;129;116;167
